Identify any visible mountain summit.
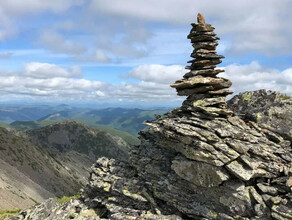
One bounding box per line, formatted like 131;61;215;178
14;14;292;220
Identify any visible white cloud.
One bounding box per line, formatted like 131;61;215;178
0;62;291;103
0;73;108;101
74;50;111;63
0;62;185;103
39;30;86;54
0;0;85;41
0;52;13;59
126;64;186;84
96;33;151;59
93;50;111;63
53;21;75;31
0;0;85;15
89;0;292;55
221;61;292;96
1;0;292;59
24;62;82;78
0;11;17;41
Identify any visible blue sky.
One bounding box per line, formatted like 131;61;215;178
0;0;292;106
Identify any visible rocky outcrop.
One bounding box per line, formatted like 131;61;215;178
14;14;292;220
14;158;182;220
228;90;292;142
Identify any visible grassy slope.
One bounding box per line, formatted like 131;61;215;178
0;127;83;198
93;125;140;146
0;209;21;220
9;120;57;131
0;122;10;129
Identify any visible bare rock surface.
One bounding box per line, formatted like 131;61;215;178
14;14;292;220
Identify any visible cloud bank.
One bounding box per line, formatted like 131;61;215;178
0;61;290;104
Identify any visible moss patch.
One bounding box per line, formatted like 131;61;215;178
0;209;21;220
0;209;21;215
55;195;80;204
242;92;252;102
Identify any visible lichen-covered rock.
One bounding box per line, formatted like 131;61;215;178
171;157;230;187
133;105;292;219
228;89;292;142
13;198;102;220
14;158;183;220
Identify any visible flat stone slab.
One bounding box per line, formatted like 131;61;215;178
185;65;217;70
172;159;230;187
189;31;216;37
208;89;234;95
191;23;215;32
194;106;234;116
191;52;225;59
192;42;218;50
188;35;220;42
171;76;232;90
177;86;214;96
184;69;224;78
188;59;222;66
226;160;254;181
192;97;226;107
195;48;217;53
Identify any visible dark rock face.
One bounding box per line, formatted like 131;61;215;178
14;14;292;220
228;90;292;142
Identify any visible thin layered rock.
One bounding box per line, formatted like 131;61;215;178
14;158;183;220
171;13;233;117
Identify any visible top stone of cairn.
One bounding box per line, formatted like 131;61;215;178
197;13;206;24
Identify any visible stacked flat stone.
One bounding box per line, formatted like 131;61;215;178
171;13;233;117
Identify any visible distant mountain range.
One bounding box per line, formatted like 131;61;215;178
0;120;130;210
0;104;76;123
0;105;168;144
37;107;167;136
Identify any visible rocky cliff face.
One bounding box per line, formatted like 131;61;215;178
14;14;292;220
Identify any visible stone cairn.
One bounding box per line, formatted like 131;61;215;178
171;13;233;117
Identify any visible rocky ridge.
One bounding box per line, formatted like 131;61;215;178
24;120;130;162
14;14;292;220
